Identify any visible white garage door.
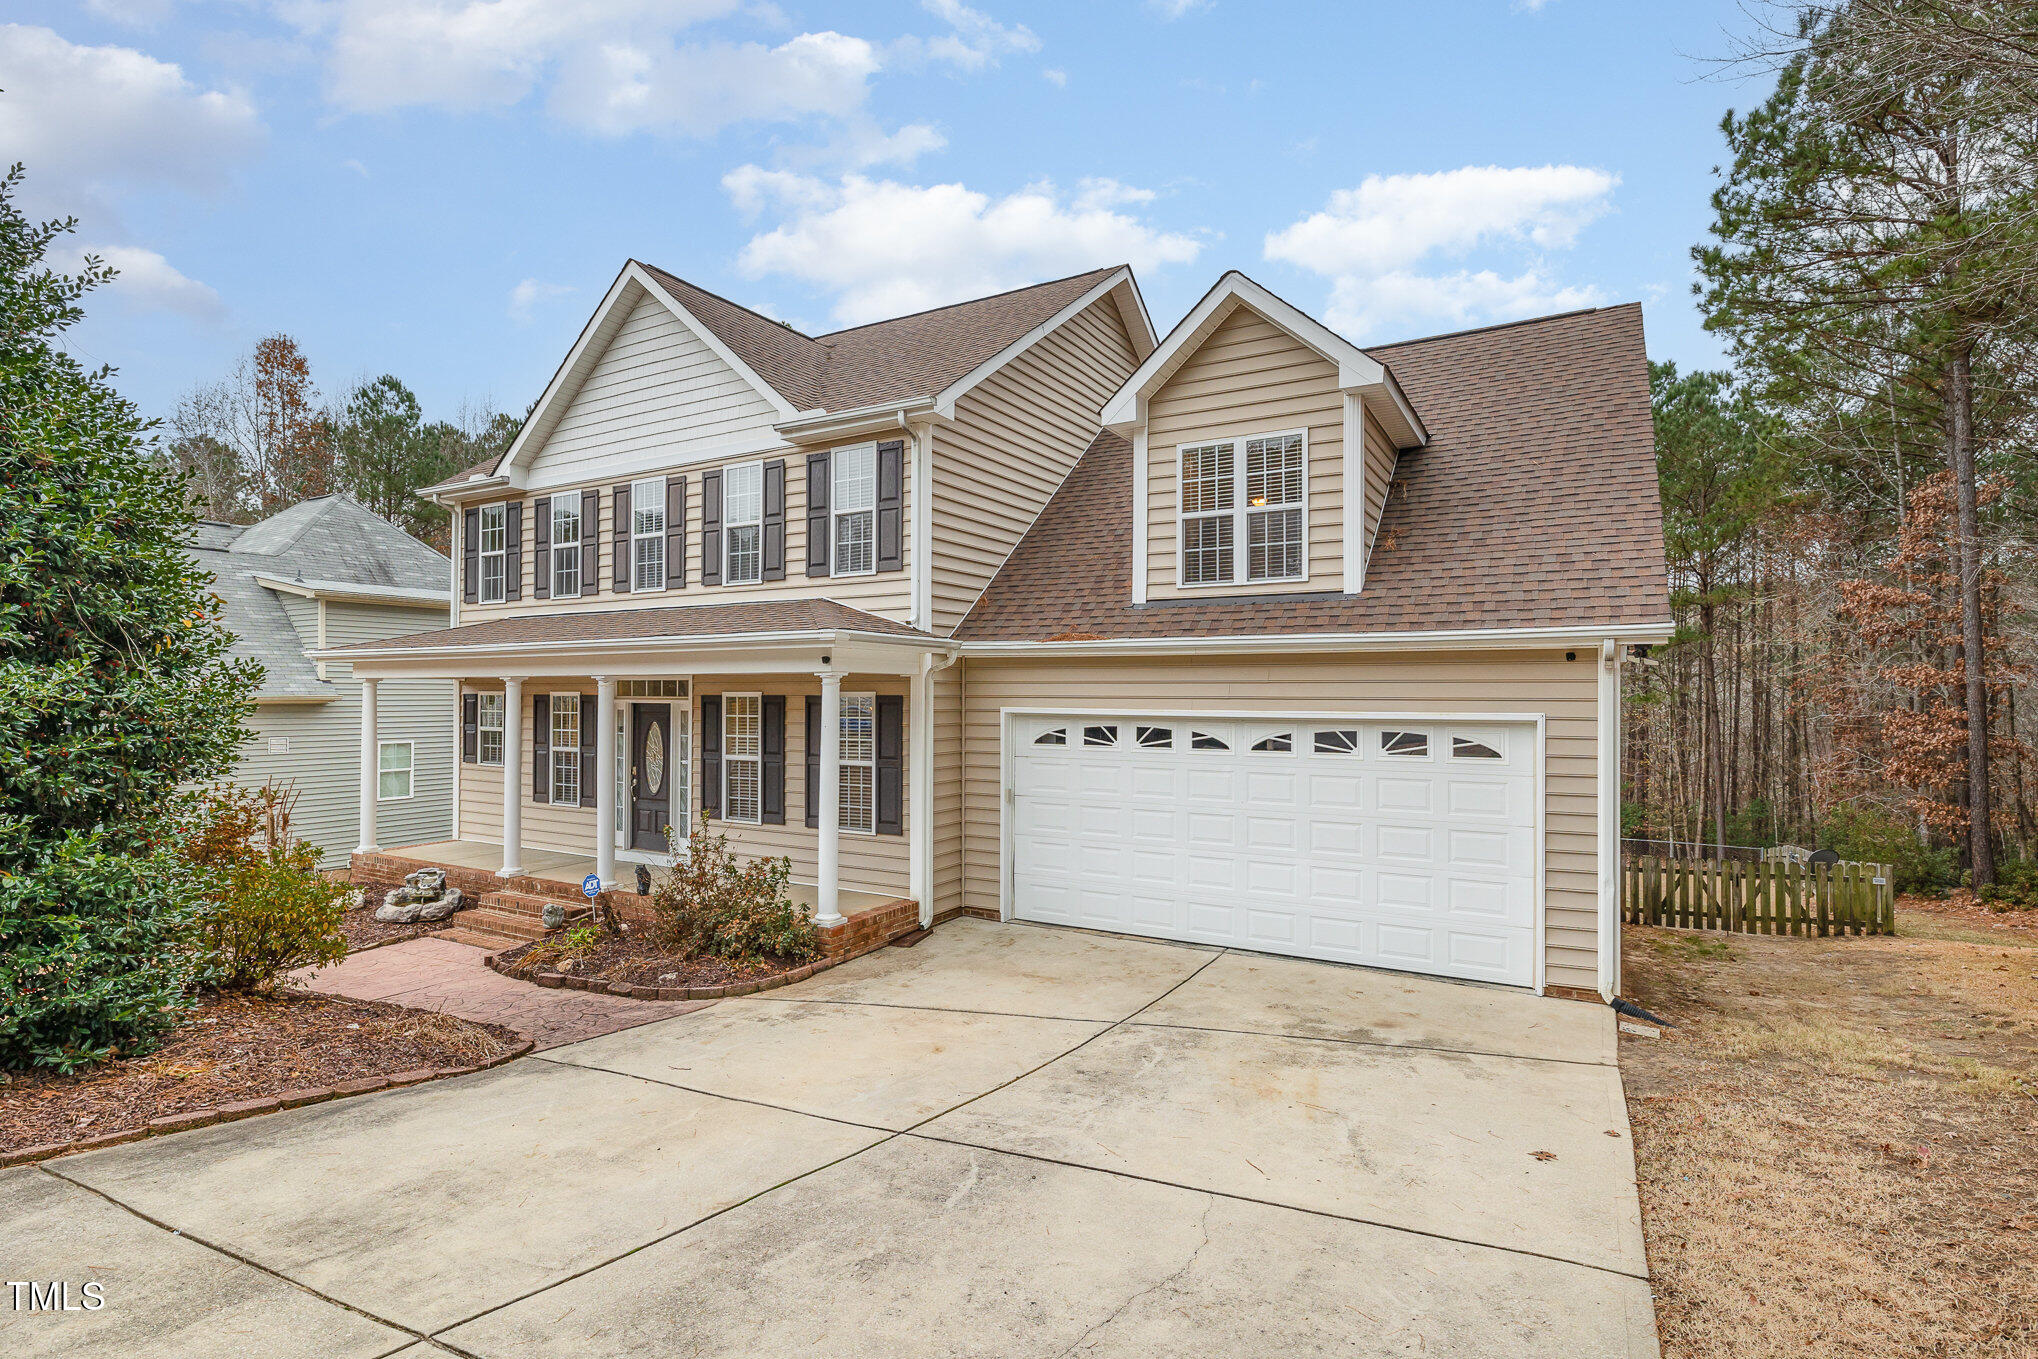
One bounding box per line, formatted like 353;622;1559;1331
1010;714;1539;987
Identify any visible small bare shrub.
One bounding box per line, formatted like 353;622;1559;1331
181;784;350;991
650;825;820;964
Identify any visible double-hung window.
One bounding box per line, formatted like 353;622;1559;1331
477;503;507;604
551;498;582;598
832;444;876;576
724;463;762;585
377;741;413;800
476;692;505;765
723;694;761;822
839;693;876;833
630;476;665;591
550;694;581;806
1176;431;1307;586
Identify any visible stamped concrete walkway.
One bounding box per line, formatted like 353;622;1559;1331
296;936;710;1049
9;919;1656;1359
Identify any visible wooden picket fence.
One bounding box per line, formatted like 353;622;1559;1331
1622;853;1896;936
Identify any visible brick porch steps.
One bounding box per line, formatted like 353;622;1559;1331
457;892;593;947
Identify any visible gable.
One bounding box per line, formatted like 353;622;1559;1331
521;289;786;490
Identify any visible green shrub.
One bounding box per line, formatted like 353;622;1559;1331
1978;859;2038;911
182;785;350;991
1817;803;1958;897
649;825;820;965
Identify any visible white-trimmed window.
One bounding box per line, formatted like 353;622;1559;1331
832;444;876;577
551;694;581;805
724;463;763;585
551;497;582;598
478;503;507;604
631;477;666;591
1176;430;1307;586
476;692;505;766
377;741;413;801
839;693;875;833
723;693;761;822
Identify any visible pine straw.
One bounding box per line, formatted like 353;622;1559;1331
1622;925;2038;1359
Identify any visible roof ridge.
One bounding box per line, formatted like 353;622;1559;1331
812;264;1122;341
634;261;821;343
1365;303;1628;352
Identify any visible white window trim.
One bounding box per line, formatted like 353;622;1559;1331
722;691;762;824
630;476;667;594
476;691;505;767
830;443;878;580
478;503;507;605
723;462;764;587
839;691;877;835
551;693;582;805
551;498;582;599
1174;427;1310;589
376;740;415;802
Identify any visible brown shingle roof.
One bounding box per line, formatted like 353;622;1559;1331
325;599;937;654
953;303;1671;642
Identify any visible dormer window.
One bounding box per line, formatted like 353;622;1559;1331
1177;429;1307;587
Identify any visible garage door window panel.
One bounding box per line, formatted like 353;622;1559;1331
1083;724;1119;747
1135;725;1174;749
1250;732;1294;753
1034;727;1068;746
1452;735;1504;760
1312;729;1361;755
1381;729;1431;758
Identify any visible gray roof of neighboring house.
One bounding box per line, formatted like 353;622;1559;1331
187;495;450;699
323;597;937;654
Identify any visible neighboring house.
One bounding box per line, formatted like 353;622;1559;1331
189;495;455;867
323;262;1670;1001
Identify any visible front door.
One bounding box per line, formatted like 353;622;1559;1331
630;702;671;851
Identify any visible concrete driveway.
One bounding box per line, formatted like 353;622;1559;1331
2;919;1656;1358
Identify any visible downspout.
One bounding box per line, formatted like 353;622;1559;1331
910;649;962;927
1598;638;1624;999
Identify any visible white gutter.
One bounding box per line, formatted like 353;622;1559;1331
957;621;1674;658
313;626;960;664
253;574;451;608
776;398;936;443
419;473;512;505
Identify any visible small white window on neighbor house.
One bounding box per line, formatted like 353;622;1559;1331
840;693;876;833
551;497;582;598
1178;440;1236;586
377;741;413;801
1244;432;1306;582
723;463;763;585
476;692;505;765
723;693;762;822
551;694;581;805
478;503;507;604
832;443;876;576
631;477;665;591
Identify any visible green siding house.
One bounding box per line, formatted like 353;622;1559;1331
189;496;454;867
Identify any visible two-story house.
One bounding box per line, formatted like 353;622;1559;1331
327;264;1670;1002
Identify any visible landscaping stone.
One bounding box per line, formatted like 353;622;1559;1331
374;867;466;923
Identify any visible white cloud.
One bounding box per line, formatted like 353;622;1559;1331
0;24;263;215
1042;66;1067;87
1263;164;1617;337
906;0;1038;70
724;169;1202;326
1073;178;1155;212
508;278;574;323
1147;0;1210;18
549;31;880;136
66;244;225;320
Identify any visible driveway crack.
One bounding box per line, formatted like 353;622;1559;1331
1054;1197;1216;1357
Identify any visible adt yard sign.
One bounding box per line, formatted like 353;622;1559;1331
582;874;602;899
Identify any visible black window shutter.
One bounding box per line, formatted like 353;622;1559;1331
462;508;479;603
532;693;550;802
700;470;723;586
760;696;786;825
804;696;820;829
579;693;598;808
875;694;904;835
612;483;631;593
462;692;478;763
580;489;599;594
666;476;687;588
876;440;905;573
700;696;722;815
762;459;786;581
532;496;551;600
504;502;522;601
805;451;830;576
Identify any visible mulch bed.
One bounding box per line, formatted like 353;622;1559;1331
0;991;521;1159
341;903;452;952
497;929;802;990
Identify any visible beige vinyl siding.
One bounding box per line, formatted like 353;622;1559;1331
521;290;782;490
454;674;911;899
930;295;1139;634
957;651;1603;994
236;600;454;868
1361;407;1399;567
457;443;913;626
1146;307;1345;600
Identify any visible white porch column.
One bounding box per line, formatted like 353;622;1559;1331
815;669;845;928
594;675;618;890
355;676;380;854
500;677;525;877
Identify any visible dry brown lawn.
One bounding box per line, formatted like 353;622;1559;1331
1621;911;2038;1359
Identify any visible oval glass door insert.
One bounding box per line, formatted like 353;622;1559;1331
644;721;665;794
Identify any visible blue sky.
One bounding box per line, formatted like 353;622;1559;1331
4;0;1766;426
